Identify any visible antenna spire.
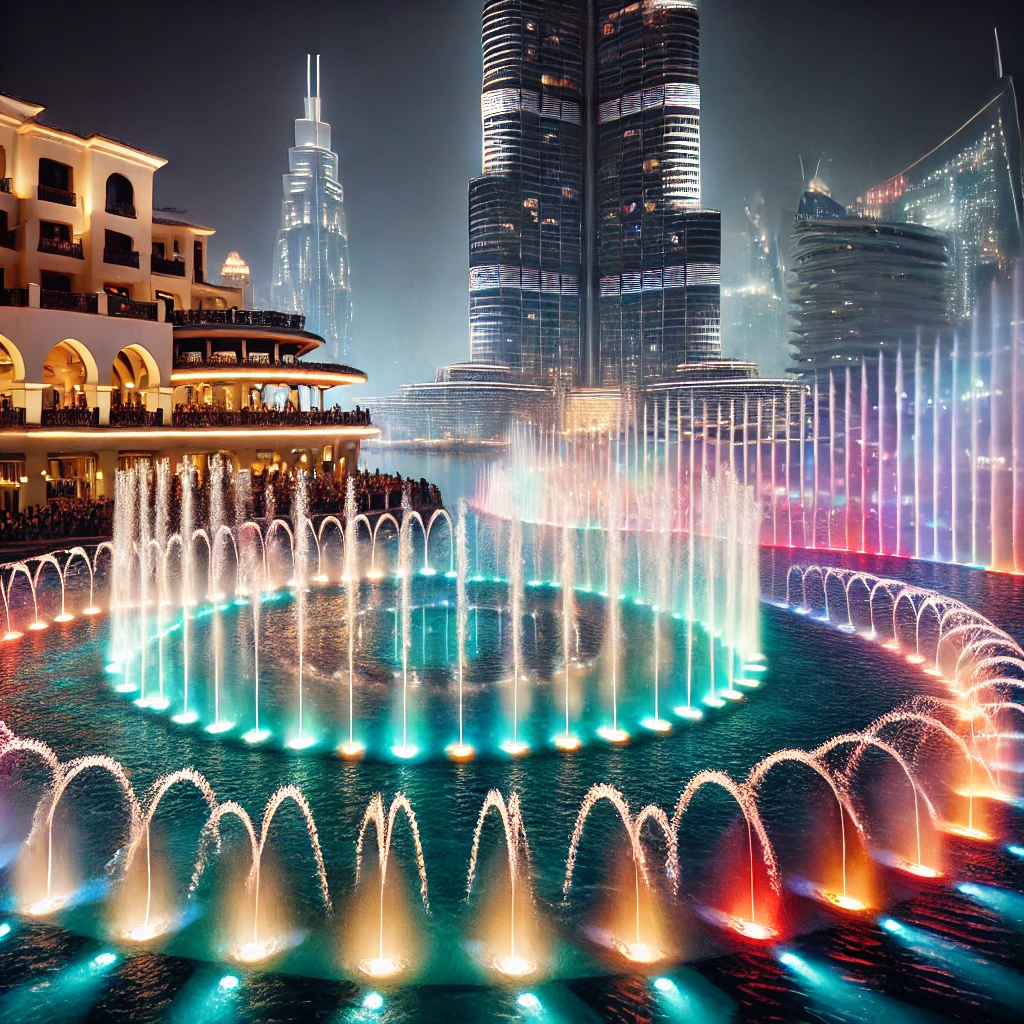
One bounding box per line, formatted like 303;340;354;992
995;27;1004;79
306;53;311;103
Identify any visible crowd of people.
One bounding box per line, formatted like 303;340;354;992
0;497;113;546
171;403;371;429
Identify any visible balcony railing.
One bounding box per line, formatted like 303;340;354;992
171;308;306;331
0;288;28;308
103;247;140;269
172;407;371;428
107;294;157;320
1;229;15;250
0;178;12;194
110;406;163;427
105;201;136;219
151;254;186;277
172;355;356;377
38;236;84;259
37;184;76;206
0;407;26;427
40;290;98;314
41;407;99;428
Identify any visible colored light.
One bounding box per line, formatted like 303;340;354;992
363;992;384;1011
494;954;535;976
517;992;541;1009
0;923;10;939
92;952;117;969
358;956;406;977
219;975;239;991
653;977;675;993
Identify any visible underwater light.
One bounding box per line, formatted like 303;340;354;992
82;607;101;616
53;613;74;623
115;681;139;693
445;742;475;761
205;720;235;735
242;728;271;745
674;705;704;721
391;744;419;760
219;975;239;992
286;735;317;751
2;632;23;642
554;734;581;751
517;992;541;1009
500;740;530;757
171;711;199;725
0;923;10;939
420;567;436;576
814;889;868;913
881;918;902;933
727;917;777;941
26;896;65;917
358;956;407;977
125;920;167;942
942;823;992;841
363;991;384;1011
720;689;744;701
615;939;663;964
653;977;675;993
703;696;727;709
29;621;48;631
1008;845;1024;858
340;740;366;759
641;717;672;734
596;726;630;745
493;954;536;976
91;952;117;969
234;940;275;963
445;569;458;579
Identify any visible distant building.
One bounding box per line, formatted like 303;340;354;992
220;251;253;308
721;197;786;375
468;0;721;390
850;77;1023;322
788;185;953;377
272;55;353;364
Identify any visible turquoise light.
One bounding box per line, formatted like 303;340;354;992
92;952;117;969
516;992;540;1010
0;923;10;939
363;991;384;1011
218;975;239;992
653;977;675;992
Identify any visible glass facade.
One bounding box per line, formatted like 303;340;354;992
469;0;721;389
272;59;353;363
852;78;1023;323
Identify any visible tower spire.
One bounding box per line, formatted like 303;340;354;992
995;27;1004;79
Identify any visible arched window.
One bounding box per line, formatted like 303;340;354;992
105;173;135;218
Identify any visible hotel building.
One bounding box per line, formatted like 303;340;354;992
0;92;374;512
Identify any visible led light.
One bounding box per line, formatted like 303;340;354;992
339;740;366;759
641;717;672;733
172;711;199;725
653;977;675;993
125;921;166;942
285;735;317;751
493;954;535;976
0;923;11;939
554;734;581;751
445;742;475;761
242;728;271;745
219;975;239;991
391;744;419;760
517;992;541;1009
596;726;630;745
234;940;274;963
205;721;235;735
615;939;663;964
92;952;117;968
358;956;407;977
500;740;530;757
881;917;902;933
363;992;384;1011
675;705;703;721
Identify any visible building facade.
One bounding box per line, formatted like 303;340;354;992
788;187;953;377
220;251;254;308
272;57;353;364
468;0;720;390
851;78;1023;323
0;93;374;512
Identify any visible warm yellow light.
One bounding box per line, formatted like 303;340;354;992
95;470;104;481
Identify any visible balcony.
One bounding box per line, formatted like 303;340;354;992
38;237;84;259
37;184;76;207
0;288;28;308
0;407;25;427
40;290;98;314
105;201;137;219
0;178;11;194
107;294;157;320
110;406;163;427
41;406;99;428
171;407;371;428
172;308;306;331
103;247;140;269
151;255;186;277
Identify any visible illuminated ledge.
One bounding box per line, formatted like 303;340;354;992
0;426;380;443
171;367;366;387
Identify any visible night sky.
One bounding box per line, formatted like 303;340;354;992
4;0;1022;393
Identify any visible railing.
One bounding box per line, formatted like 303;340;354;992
107;294;157;320
171;308;306;331
40;407;99;427
0;288;28;308
37;184;76;206
171;356;358;376
0;228;16;249
110;406;163;427
151;255;186;277
40;290;98;314
38;236;84;259
103;247;140;269
172;408;371;428
0;407;26;427
105;201;136;219
0;178;12;194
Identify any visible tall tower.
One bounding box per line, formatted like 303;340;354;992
468;0;721;388
273;55;353;363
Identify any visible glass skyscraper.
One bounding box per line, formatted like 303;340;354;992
852;77;1022;323
272;56;353;364
469;0;720;389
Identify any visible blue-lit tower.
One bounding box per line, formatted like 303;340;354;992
272;55;353;363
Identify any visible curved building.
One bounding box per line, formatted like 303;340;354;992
788;213;952;375
272;56;353;364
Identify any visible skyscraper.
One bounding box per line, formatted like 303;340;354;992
851;77;1022;323
273;55;353;363
468;0;720;389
